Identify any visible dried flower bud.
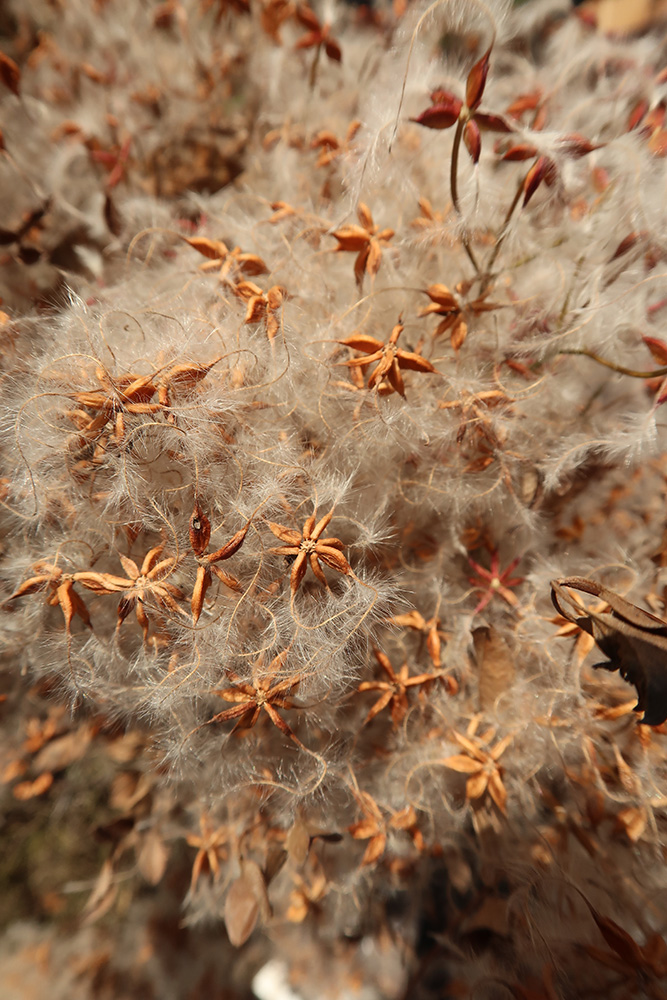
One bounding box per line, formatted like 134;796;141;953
189;506;211;556
522;156;557;205
465;47;491;112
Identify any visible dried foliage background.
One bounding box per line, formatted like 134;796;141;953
2;0;667;998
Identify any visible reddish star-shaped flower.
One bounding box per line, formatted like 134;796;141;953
467;549;524;615
410;48;512;165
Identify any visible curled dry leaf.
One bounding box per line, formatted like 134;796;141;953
551;577;667;725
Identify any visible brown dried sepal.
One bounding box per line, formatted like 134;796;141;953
189;506;211;556
465;46;491;112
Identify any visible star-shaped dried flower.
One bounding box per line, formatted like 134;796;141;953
418;283;502;352
267;507;351;595
90;135;132;190
411;196;447;233
410;48;512;165
311;120;361;168
468;549;524;615
186;814;230;893
499;134;602;206
389;602;448;669
10;562;92;638
295;4;342;66
332;203;394;288
337;318;436;397
233;281;286;340
208;651;304;748
442;730;512;814
74;545;187;643
286;858;328;923
260;0;294;43
357;649;447;726
348;790;424;866
183;235;268;280
188;506;249;625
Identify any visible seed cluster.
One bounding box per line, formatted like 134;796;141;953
1;1;667;996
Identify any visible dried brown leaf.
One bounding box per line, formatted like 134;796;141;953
0;52;20;96
473;627;516;711
137;829;169;885
33;725;93;773
83;859;117;925
12;772;54;799
224;875;259;947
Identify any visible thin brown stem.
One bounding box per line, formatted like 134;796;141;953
309;43;322;89
480;175;525;293
558;349;667;379
450;115;480;275
450;116;464;214
462;235;480;274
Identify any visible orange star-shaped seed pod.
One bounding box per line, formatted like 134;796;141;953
357;649;448;727
332;202;394;288
311;120;360;168
295;4;342;62
183;235;268;280
418;283;502;352
154;357;221;423
186;813;229;893
442;730;512;814
389;603;448;669
348;790;425;867
410;47;512;167
207;651;307;750
10;562;92;637
267;507;351;595
233;281;286;340
338;318;436;397
74;544;187;643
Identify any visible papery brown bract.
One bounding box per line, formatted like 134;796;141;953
551;578;667;725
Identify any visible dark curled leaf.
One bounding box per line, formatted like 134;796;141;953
551;577;667;725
